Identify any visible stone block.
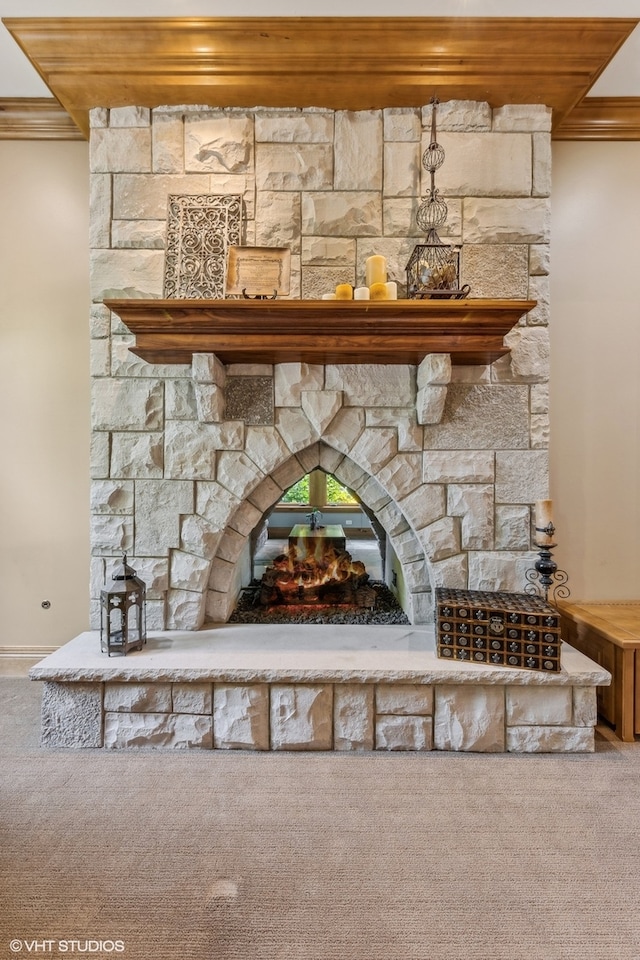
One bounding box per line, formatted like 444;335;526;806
112;172;212;220
165;589;205;631
492;105;552;132
437;132;532;197
384;141;419;197
195;384;225;423
152;110;184;174
213;685;270;750
335;110;383;190
216;451;265;500
245;425;296;475
104;682;172;713
423;451;495;484
104;712;213;749
172;683;213;715
350;427;398;476
531;414;550;450
110;433;164;479
417;354;452;389
301;266;355;300
401;557;432;592
301;391;343;436
447;484;494;550
495;505;531;551
392;528;423;563
91;433;110;479
356;475;392;514
274;363;325;406
461;244;529;299
334;684;375;751
376;684;433;716
255;190;301;250
91;378;164;431
533;132;552;197
228;500;263;538
376;453;423;501
205;588;234;624
41;682;103;749
192;352;226;386
434;685;505;752
463;198;550;244
180;514;223;558
318;444;345;475
170;550;211;592
216;528;246;563
529;244;550;276
270;685;333;750
326;365;414;407
493;327;550;383
247;475;283;514
410;591;434;625
507;726;594;754
422;384;530;450
255;111;333;142
321;408;366;456
527;276;550;326
118;556;168;600
506;687;572;726
433;100;492;131
573;687;598;727
196;481;241;528
90;248;164;300
302;236;356;266
112;219;166;249
134;479;194;555
185;116;253;173
90;339;110;377
110;106;150;128
275;408;319;453
376;715;433;751
430;554;468;589
91;128;151;174
90;479;134;515
365;408;422;453
302;192;382;237
225;377;274;425
90;514;134;555
90;173;111;248
383;197;423;237
377;501;410;539
495;450;549;503
417;385;448;425
384;107;421;141
257;140;333;189
467;552;534;594
417;516;461;562
530;383;549;415
397;484;446;532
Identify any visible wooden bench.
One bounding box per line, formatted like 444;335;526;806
559;602;640;742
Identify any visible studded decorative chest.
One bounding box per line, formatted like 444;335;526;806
436;589;562;672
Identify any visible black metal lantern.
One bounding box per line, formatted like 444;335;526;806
100;554;147;656
406;97;470;300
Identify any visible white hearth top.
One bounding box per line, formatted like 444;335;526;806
29;626;610;688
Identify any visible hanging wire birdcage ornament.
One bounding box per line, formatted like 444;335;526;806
406;97;470;300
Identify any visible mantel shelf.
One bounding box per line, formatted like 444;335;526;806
104;298;537;366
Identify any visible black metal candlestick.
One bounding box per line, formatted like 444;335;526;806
525;522;571;604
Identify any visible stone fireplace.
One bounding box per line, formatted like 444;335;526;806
31;96;610;754
88;98;551;631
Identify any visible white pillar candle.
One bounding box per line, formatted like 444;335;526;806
354;286;370;300
322;293;337;300
384;281;398;300
365;254;387;288
535;499;555;544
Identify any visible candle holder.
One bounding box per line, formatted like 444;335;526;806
525;522;571;605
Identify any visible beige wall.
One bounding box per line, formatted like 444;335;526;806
0;135;638;654
551;141;640;600
0;141;90;654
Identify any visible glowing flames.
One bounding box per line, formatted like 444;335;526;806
259;539;374;609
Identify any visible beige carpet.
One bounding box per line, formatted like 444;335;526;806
1;678;640;960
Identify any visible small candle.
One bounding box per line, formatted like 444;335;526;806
322;293;337;300
335;283;353;300
354;286;370;300
365;254;387;288
384;281;398;300
535;499;555;545
369;282;389;300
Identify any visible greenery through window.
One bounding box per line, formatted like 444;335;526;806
279;471;358;506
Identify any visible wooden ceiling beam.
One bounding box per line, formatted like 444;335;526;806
2;16;638;138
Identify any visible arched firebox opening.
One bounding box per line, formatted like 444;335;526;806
203;442;435;627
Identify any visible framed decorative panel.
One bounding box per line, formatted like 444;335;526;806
163;194;243;299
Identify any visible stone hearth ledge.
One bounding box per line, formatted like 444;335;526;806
30;627;610;754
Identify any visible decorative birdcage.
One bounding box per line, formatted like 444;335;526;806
406;97;470;300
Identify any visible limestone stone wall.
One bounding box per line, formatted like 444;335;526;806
89;101;551;630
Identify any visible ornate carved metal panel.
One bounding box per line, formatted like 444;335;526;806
163;194;243;299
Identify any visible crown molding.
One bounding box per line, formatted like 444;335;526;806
553;96;640;141
3;16;638;138
0;97;83;140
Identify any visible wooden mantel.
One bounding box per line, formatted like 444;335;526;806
104;298;536;367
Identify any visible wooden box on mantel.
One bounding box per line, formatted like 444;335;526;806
435;588;562;671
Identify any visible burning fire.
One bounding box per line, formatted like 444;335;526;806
259;539;373;608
